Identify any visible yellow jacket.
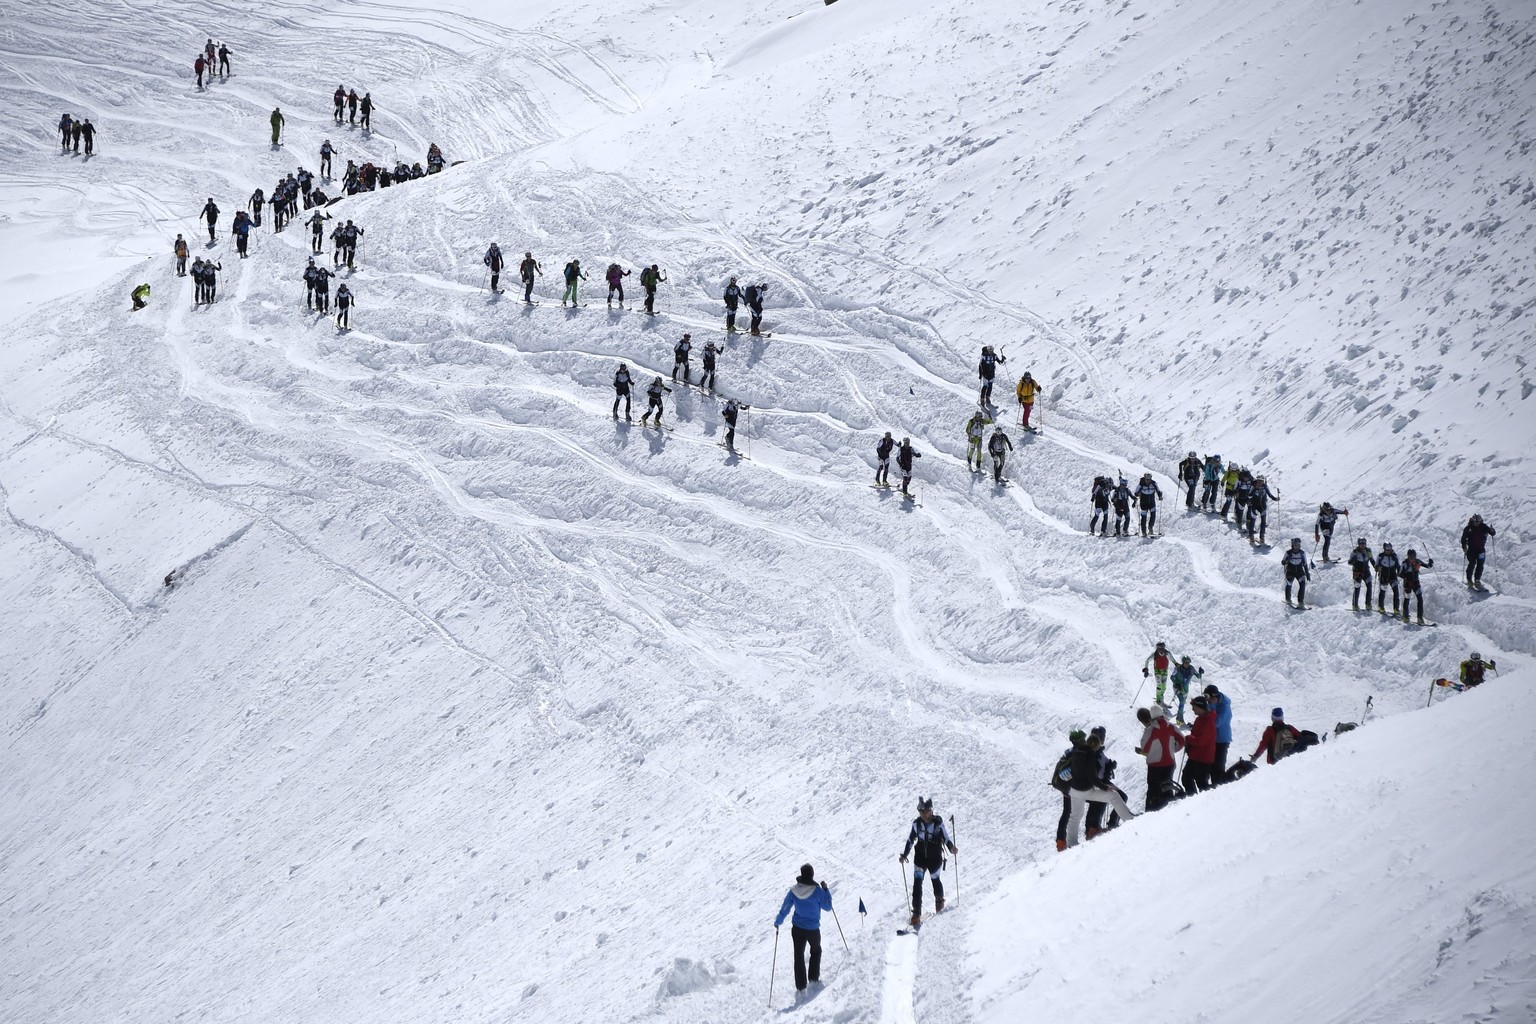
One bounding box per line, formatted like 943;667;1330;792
1016;378;1040;403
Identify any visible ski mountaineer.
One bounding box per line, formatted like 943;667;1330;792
201;197;220;243
899;797;957;925
773;864;832;997
723;276;743;332
249;187;264;227
605;263;629;306
561;258;585;306
303;259;318;310
426;142;445;173
58;113;73;152
1348;537;1377;611
1142;641;1172;706
311;262;333;312
231;209;251;257
1199;454;1223;510
874;431;894;487
746;281;769;335
320;139;334;178
1169;655;1204;725
333;85;346;122
672;334;692;383
201;259;223;302
1050;730;1084;852
977;345;1005;406
896;438;921;497
1136;705;1184;811
1111;476;1132;536
640;376;671;427
520;252;542;302
330;221;346;266
359;92;372;130
1230;469;1254;529
1219;463;1241;519
700;341;722;391
612;363;633;419
70;119;82;153
1247;474;1278;544
194;54;206;89
347;88;359;124
218;42;230;77
80;119;95;156
1135;473;1162;536
339;221;363;269
1065;731;1135;848
722;399;748;450
1282;538;1312;607
1460;514;1496;589
639;263;665;314
269;107;284;146
1182;696;1218;793
1177;452;1202;509
1089;476;1112;536
130;282;150;310
1314;501;1346;560
484;243;504;292
173;234;189;276
1400;549;1434;624
307;210;329;254
1459;652;1496;688
335;283;353;328
1249;708;1302;765
987;427;1013;484
1015;371;1040;429
964;410;991;472
1375;542;1402;615
1203;684;1233;782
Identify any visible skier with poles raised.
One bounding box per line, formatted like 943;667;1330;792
987;427;1013;484
520;251;542;303
1460;514;1496;590
977;345;1005;407
1348;537;1377;611
1177;451;1201;509
1282;537;1312;608
899;797;957;926
964;410;991;472
772;864;833;999
1314;501;1347;561
1400;549;1434;624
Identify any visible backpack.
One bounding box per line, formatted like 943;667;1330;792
1050;751;1072;792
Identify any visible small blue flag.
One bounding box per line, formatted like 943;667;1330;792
858;899;867;917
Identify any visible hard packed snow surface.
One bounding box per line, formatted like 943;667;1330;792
1;0;1532;1022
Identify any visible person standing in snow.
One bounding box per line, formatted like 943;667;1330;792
312;262;333;312
307;209;329;255
218;42;231;77
201;197;220;243
1218;463;1241;519
1143;642;1172;707
899;797;957;925
249;187;264;227
1249;708;1302;765
1135;473;1162;536
1399;549;1434;624
977;345;1005;407
1181;695;1217;793
641;376;671;427
874;431;894;487
562;258;586;306
722;399;748;451
1177;452;1202;509
1203;684;1233;782
639;263;666;314
1084;725;1127;839
1050;730;1083;852
1112;476;1132;537
303;259;319;310
320;139;335;179
359;92;373;130
700;341;723;391
773;864;833;996
672;333;692;384
1199;454;1223;510
194;55;206;89
58;113;73;152
746;281;769;336
1135;704;1184;811
896;438;921;497
987;427;1013;484
1460;514;1496;590
232;209;251;257
964;410;991;472
270;107;284;146
333;85;347;122
1015;371;1041;430
605;263;629;307
1375;541;1402;614
1314;501;1346;561
335;283;353;328
1065;731;1135;848
1348;537;1377;611
612;363;633;419
484;242;504;292
1169;655;1204;725
520;251;542;303
173;234;189;276
723;276;743;333
1247;474;1278;544
347;88;360;124
202;258;223;302
80;119;96;156
1089;476;1112;536
1282;537;1312;607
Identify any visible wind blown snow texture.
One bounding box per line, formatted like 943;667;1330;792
0;0;1532;1022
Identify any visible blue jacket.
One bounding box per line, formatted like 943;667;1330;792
775;883;832;930
1209;692;1233;743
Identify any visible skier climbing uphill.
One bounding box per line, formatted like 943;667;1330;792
1178;452;1201;508
977;345;1005;406
773;864;832;997
1015;371;1040;429
896;438;921;497
987;427;1012;484
1136;473;1162;536
964;410;991;472
899;797;956;926
1142;641;1171;706
1282;537;1312;607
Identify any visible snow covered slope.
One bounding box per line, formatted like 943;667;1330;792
1;0;1533;1022
973;672;1536;1024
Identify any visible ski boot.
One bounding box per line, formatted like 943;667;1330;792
1055;838;1067;852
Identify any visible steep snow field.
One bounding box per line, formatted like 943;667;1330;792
1;0;1532;1022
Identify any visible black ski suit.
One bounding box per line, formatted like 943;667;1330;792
896;443;921;494
1460;520;1496;586
485;245;503;291
1348;546;1376;609
1400;555;1433;621
1315;505;1345;560
1375;550;1401;613
1090;478;1112;535
874;436;894;486
520;257;541;301
987;431;1012;484
1178;456;1201;508
612;368;632;419
723;282;742;331
901;815;955;916
201;200;220;242
1112;483;1132;536
1281;548;1311;604
978;349;1005;405
1136;480;1162;535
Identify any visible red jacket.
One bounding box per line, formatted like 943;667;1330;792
1185;712;1217;763
1139;716;1184;767
1253;723;1301;764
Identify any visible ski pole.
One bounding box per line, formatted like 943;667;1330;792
768;928;779;1007
1129;674;1147;708
898;858;910;912
746;405;752;460
952;816;959;906
829;903;849;952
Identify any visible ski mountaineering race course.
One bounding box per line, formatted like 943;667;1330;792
2;0;1535;1022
